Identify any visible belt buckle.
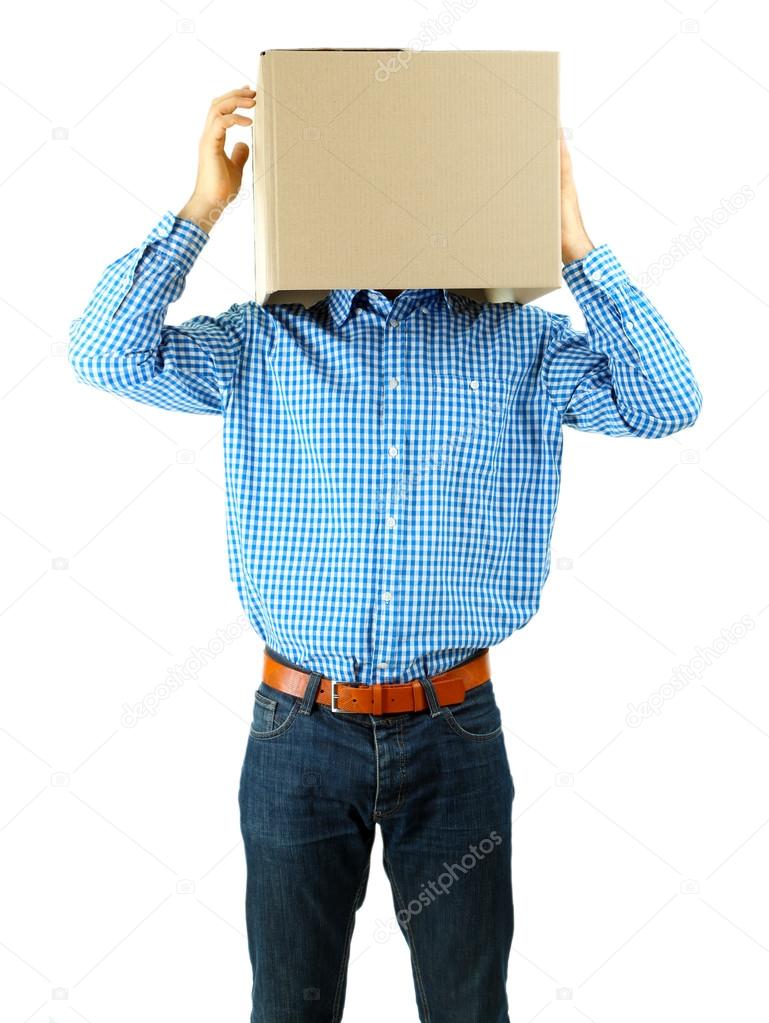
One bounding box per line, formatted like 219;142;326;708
330;679;354;714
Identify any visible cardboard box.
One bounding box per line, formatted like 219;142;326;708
253;49;560;307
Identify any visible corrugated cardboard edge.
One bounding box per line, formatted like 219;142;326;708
549;49;562;301
262;47;404;52
253;52;278;305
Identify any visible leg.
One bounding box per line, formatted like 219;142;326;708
238;680;376;1022
378;679;514;1023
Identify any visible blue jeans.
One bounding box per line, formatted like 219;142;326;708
238;652;515;1022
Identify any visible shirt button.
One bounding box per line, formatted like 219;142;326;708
383;591;392;603
386;516;396;528
469;379;479;391
377;661;389;670
388;446;398;458
389;378;399;389
625;318;636;329
389;320;400;329
589;269;603;282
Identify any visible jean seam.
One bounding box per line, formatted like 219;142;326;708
382;848;431;1023
372;718;407;820
330;859;371;1023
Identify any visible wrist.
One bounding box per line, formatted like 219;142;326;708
562;232;594;266
177;195;225;235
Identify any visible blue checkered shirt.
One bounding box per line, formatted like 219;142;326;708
69;212;702;684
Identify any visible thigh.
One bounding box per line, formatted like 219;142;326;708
238;683;376;1023
379;680;515;1023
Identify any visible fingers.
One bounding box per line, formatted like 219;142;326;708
230;141;250;170
208;112;253;146
202;87;256;149
212;85;256;104
211;94;257;118
209;87;256;117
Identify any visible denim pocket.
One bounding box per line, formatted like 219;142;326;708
441;679;503;741
248;681;301;740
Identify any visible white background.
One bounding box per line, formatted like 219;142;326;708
1;0;766;1020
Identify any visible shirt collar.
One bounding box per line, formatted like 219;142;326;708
326;288;454;327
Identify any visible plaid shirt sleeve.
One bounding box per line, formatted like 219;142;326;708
540;244;703;438
68;211;246;414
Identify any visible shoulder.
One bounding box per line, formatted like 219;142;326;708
237;300;333;356
243;299;331;330
451;293;555;343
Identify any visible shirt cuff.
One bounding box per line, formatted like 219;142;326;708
562;244;630;305
140;210;209;275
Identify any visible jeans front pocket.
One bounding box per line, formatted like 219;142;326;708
441;679;504;742
248;681;301;740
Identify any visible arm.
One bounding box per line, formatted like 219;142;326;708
68;86;257;415
69;214;244;413
539;140;703;438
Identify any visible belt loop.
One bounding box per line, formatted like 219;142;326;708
417;655;442;718
300;671;322;715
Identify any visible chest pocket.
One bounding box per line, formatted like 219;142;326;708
413;374;512;483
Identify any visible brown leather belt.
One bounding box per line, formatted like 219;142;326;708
262;648;491;715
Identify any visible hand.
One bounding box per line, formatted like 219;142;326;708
178;86;257;234
560;136;594;265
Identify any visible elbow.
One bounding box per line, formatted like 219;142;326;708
67;317;91;383
67;319;104;389
681;385;703;429
620;385;703;438
67;316;158;396
67;316;115;389
667;382;703;434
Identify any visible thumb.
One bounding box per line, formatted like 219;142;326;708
230;142;250;171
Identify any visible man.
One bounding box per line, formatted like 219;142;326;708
69;86;702;1023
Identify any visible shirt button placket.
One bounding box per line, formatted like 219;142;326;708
377;313;402;679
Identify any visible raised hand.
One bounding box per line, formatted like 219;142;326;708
178;86;257;233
